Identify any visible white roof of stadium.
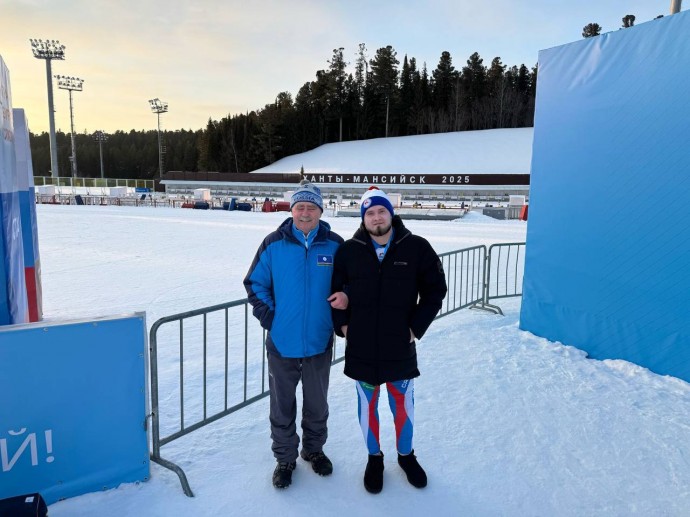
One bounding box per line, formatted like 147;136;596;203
251;127;533;176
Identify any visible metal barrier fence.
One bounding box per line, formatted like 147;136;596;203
36;194;200;208
34;176;155;190
485;242;526;314
438;245;486;317
149;242;526;496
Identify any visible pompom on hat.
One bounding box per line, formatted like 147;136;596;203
290;179;323;211
360;186;394;220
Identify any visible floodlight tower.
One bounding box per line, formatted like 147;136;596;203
93;130;108;179
29;38;65;178
55;75;84;178
148;98;168;179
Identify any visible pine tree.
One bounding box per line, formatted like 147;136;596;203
354;43;367;105
352;43;368;139
198;118;220;171
255;93;293;165
622;15;635;28
431;51;458;112
370;46;400;92
312;70;332;143
327;47;348;142
294;81;319;151
516;64;530;94
399;55;415;135
487;57;507;128
461;52;487;130
582;23;602;38
412;63;432;134
369;46;400;137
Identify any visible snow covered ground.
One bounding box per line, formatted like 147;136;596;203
35;204;690;516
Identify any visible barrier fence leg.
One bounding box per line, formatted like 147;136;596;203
470;252;504;315
150;455;195;497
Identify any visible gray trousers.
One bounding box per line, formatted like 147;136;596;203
267;350;331;463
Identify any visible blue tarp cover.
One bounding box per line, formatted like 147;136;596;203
520;12;690;381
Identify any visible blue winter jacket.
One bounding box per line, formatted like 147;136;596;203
244;217;344;358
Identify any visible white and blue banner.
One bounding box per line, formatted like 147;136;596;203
0;313;150;504
520;12;690;381
0;54;29;325
13;108;42;322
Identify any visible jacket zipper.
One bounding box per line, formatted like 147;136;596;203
303;244;309;356
302;229;325;357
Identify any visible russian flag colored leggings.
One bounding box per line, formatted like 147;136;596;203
356;379;415;455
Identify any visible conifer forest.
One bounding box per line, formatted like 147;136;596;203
30;46;536;178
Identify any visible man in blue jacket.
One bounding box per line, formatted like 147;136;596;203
244;180;346;489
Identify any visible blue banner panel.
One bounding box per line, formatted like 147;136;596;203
0;313;150;504
0;56;13;325
13;109;38;268
520;13;690;381
13;109;42;321
0;56;28;325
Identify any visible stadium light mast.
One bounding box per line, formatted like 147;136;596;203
29;38;65;178
148;98;168;179
93;130;108;179
671;0;682;14
55;75;84;178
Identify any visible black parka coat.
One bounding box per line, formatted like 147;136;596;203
331;216;447;385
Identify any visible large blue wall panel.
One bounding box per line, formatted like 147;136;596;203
520;13;690;381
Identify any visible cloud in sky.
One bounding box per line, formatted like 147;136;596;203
1;0;672;134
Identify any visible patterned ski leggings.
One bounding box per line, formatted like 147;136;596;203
356;379;415;455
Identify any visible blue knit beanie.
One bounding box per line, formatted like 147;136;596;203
360;186;394;219
290;180;323;211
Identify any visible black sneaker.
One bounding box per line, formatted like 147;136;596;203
300;449;333;476
397;450;427;488
364;452;384;494
272;461;296;489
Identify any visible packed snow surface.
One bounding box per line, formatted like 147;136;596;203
35;205;690;517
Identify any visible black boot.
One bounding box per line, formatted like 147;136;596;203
398;450;427;488
300;449;333;476
272;461;296;489
364;452;384;494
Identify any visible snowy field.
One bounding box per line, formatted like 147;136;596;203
35;204;690;516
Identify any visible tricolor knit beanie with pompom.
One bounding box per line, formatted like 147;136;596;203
360;186;394;220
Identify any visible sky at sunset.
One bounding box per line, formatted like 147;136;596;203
1;0;678;135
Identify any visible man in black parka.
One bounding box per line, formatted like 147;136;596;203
331;186;447;494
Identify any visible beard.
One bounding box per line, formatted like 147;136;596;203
367;222;392;237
